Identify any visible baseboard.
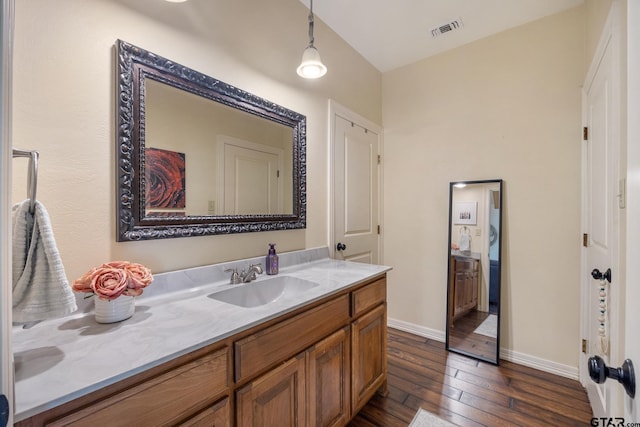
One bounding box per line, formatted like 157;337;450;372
499;348;579;380
387;318;445;342
387;317;579;381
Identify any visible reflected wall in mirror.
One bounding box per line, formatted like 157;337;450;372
446;179;502;364
116;40;306;241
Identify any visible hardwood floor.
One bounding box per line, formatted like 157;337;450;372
348;328;593;427
449;310;497;361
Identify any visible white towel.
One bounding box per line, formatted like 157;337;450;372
459;232;471;251
12;200;77;323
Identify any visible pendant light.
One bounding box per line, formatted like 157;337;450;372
297;0;327;79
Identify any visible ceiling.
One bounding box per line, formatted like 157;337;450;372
299;0;584;72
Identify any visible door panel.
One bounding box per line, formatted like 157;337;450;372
344;137;372;234
1;1;14;424
626;0;640;420
217;137;283;215
333;115;379;264
227;149;276;214
583;9;619;417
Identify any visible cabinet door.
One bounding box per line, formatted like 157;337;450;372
453;271;467;317
351;304;386;414
464;271;479;311
236;354;306;427
307;327;350;427
179;397;229;427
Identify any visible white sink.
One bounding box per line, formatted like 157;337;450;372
208;276;319;308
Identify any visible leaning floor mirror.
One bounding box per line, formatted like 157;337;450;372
446;179;503;364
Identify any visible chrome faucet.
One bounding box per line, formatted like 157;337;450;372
224;267;242;284
240;263;263;283
225;263;264;284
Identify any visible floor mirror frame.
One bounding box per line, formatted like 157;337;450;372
445;179;503;365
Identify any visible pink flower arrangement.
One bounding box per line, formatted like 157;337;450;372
72;261;153;301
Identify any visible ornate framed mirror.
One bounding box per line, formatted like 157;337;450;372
446;179;503;364
116;40;306;241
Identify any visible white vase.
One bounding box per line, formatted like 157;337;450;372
94;295;135;323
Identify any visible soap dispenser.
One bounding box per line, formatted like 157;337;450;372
266;243;279;275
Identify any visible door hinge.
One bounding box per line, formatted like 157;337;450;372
583;127;588;141
377;155;381;165
277;169;280;178
582;338;588;353
583;233;588;247
618;178;626;209
377;225;381;235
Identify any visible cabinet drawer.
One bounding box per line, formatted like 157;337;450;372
454;258;478;272
235;294;350;382
351;277;386;317
47;347;229;427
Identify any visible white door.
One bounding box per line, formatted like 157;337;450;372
332;109;381;264
581;3;620;418
0;0;13;424
624;0;640;420
217;137;283;215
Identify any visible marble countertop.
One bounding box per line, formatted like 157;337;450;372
450;250;481;260
12;247;391;421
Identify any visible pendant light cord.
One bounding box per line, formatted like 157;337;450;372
308;0;315;47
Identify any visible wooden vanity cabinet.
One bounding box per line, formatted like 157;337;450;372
236;326;350;427
350;277;387;414
449;256;479;326
236;277;385;427
234;295;351;427
41;346;230;427
233;295;351;383
17;274;387;427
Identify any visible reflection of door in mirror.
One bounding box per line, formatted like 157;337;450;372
145;78;294;217
216;135;285;215
446;180;502;365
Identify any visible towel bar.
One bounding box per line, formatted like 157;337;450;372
12;148;39;214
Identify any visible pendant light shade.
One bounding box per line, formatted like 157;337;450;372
297;0;327;79
297;46;327;79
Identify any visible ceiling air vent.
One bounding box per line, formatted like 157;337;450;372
430;18;464;38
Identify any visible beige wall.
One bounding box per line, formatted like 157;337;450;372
586;0;614;63
12;0;381;280
12;0;621;372
382;6;586;367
